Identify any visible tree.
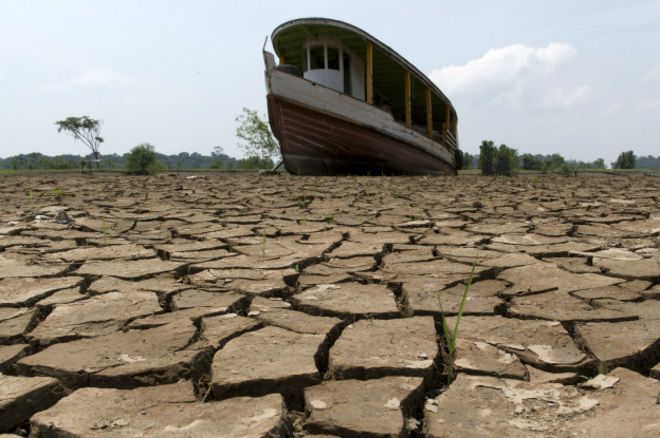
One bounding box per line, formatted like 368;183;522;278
235;108;280;161
55;116;104;168
125;143;159;175
543;153;565;171
522;153;542;171
462;151;473;169
636;155;660;169
478;140;496;175
494;144;518;176
612;150;636;169
593;158;605;169
212;145;224;157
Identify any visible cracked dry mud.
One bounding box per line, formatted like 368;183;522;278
0;173;658;437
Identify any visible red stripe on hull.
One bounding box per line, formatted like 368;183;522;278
267;95;456;176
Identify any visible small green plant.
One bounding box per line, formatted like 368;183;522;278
27;190;33;208
52;188;63;203
260;231;267;258
438;260;477;382
323;214;334;224
297;196;313;208
102;220;108;243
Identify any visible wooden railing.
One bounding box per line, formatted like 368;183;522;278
444;130;457;150
430;129;457;151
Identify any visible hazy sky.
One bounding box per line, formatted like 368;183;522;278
1;0;659;163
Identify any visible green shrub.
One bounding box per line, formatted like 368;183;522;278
209;160;224;170
479;140;517;176
494;144;518;176
238;155;274;170
558;163;577;175
478;140;496;175
125;143;160;175
612;150;636;169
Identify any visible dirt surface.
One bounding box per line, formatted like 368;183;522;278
0;172;658;437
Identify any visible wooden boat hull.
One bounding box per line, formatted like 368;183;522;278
267;94;457;176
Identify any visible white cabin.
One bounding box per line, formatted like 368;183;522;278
300;38;365;101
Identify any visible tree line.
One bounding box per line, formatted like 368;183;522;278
0;108;280;174
0;150;273;172
461;141;659;175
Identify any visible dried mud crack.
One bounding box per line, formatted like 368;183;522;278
0;173;659;437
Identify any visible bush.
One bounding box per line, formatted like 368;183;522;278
479;140;517;176
494;144;518;176
478;140;496;175
558;163;576;175
125;143;160;175
209;160;224;170
238;155;274;170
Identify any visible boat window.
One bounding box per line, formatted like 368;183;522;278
343;53;352;94
309;45;325;70
327;46;340;70
303;47;308;72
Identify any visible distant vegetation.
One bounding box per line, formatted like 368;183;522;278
1;108;281;173
460;140;659;176
0;151;269;172
636;155;660;169
5;109;659;175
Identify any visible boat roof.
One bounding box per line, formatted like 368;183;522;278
271;18;456;120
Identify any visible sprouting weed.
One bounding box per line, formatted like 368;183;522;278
438;259;477;383
323;214;334;224
27;190;33;208
52;188;63;203
297;196;312;209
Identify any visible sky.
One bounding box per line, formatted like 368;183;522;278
1;0;659;163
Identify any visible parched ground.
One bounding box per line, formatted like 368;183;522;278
0;172;659;437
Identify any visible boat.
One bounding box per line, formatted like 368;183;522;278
263;18;460;176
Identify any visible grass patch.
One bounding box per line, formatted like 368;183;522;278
438;260;477;383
